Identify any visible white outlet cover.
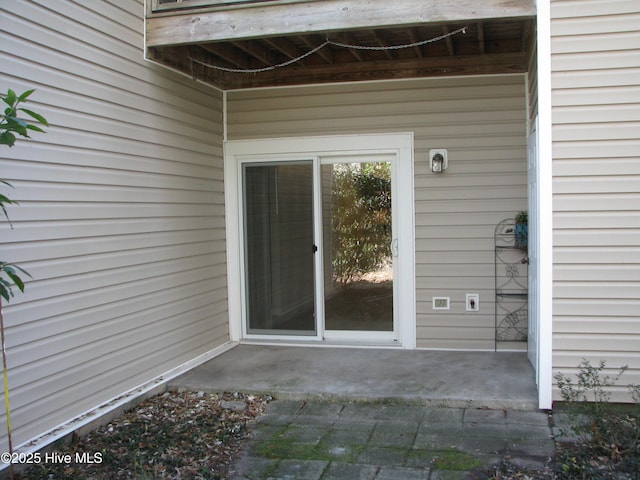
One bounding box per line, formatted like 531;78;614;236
433;297;450;310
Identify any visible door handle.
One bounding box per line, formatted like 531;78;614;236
391;238;399;257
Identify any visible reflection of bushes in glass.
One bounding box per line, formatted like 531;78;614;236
331;163;391;286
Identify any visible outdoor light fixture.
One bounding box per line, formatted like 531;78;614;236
430;149;448;173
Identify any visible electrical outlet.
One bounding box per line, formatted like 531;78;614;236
433;297;450;310
466;293;479;312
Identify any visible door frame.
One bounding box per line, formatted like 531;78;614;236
224;133;416;348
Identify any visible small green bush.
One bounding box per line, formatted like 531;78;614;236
554;359;640;479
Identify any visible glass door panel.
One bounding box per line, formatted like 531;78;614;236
321;161;393;332
243;162;316;335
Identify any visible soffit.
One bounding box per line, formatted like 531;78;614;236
146;1;536;90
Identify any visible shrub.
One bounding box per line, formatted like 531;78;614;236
554;359;640;479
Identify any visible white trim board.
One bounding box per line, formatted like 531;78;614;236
535;0;553;411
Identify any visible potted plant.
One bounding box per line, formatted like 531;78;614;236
515;210;528;249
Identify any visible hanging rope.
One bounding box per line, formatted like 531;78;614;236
188;26;467;74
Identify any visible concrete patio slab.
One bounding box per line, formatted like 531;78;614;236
169;344;539;410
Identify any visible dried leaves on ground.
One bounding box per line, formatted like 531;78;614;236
18;390;271;480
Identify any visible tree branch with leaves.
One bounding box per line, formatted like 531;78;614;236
1;88;48;478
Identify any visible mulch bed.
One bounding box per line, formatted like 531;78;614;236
17;390;272;480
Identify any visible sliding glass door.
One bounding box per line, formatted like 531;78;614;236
243;162;316;335
321;161;394;334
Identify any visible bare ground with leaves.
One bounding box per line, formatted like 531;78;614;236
17;390;271;480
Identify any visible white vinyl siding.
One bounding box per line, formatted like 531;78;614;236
0;0;227;449
551;0;640;400
227;75;528;350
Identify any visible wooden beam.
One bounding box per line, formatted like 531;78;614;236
221;51;527;89
477;22;486;54
146;0;536;47
408;28;424;58
298;35;333;64
441;25;455;56
232;39;278;66
371;30;394;60
333;33;364;62
201;43;254;68
263;37;306;65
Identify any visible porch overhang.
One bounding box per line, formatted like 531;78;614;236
145;0;536;89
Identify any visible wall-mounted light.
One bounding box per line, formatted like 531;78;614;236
429;149;448;173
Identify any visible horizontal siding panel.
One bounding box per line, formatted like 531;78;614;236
554;175;640;193
5;262;220;326
1;44;219;130
230;97;525;120
417;251;494;264
553;158;640;176
2;229;226;264
553;122;640;141
554;193;640;212
415;198;529;215
551;68;640;89
553;246;640;263
15;320;228;444
10;276;228;347
552;85;640;106
1;0;227;450
416;277;494;290
24;244;225;283
554;104;640;124
552;31;640;54
551;11;640;36
414;186;525;202
416;239;496;254
553;352;640;370
6;182;221;204
552;50;640;72
554;299;640;317
553;334;640;352
230;78;525;110
417;339;495;350
415;326;494;341
3;203;221;223
552;0;640;18
5;149;224;184
554;317;640;335
5;156;225;188
28;0;142;50
554;264;640;281
553;140;640;159
12;296;225;371
0;218;219;244
552;211;640;228
415;263;493;278
553;230;640;247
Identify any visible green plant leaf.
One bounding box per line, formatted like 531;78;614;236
0;285;10;302
4;271;25;293
4;89;16;106
26;124;45;133
19;108;48;127
17;89;35;102
0;131;16;147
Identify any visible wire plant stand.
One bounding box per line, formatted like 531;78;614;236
495;218;528;348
